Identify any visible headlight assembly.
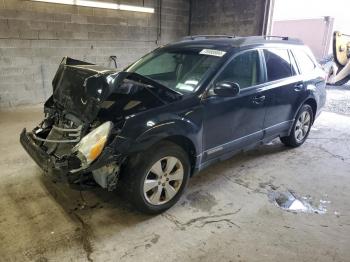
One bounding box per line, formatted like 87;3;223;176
72;121;113;167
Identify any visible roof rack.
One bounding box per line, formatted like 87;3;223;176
182;35;236;40
264;35;289;40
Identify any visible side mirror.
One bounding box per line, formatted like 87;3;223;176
213;81;240;97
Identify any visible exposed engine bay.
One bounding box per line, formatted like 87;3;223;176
20;57;182;190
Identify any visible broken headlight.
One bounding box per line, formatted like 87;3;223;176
72;121;112;168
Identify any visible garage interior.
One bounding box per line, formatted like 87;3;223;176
0;0;349;261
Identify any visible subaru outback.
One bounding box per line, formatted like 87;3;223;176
20;35;326;213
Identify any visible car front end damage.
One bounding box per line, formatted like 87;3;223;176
20;57;182;190
20;113;125;191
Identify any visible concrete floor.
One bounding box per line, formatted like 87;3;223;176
325;85;350;116
1;89;350;261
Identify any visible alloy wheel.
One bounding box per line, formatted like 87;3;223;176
294;111;311;142
143;156;184;205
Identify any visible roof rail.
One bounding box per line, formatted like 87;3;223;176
264;35;289;40
182;35;236;40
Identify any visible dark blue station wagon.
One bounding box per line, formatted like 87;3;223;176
20;35;327;213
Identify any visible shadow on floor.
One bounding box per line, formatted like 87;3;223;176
10;139;289;260
40;139;289;218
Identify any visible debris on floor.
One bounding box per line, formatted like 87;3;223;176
268;190;329;214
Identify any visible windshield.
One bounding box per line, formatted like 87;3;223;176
126;48;223;94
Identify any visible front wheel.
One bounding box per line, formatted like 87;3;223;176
280;104;313;147
120;141;190;214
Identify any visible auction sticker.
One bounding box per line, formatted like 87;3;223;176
199;49;226;57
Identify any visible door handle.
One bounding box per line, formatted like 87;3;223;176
252;95;266;104
294;83;304;91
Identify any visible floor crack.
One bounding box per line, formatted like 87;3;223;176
198;218;241;228
223;175;267;195
314;145;349;161
162;208;242;230
71;212;94;262
120;233;160;259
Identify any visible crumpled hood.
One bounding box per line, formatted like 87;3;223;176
51;57;182;124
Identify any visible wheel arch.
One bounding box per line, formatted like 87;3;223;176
303;98;317;123
125;119;201;176
293;97;317;125
161;135;197;176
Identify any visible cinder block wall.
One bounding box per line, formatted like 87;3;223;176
190;0;266;36
0;0;189;107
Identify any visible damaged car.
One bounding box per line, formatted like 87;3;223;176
20;35;326;213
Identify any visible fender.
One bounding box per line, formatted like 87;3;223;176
130;118;202;156
289;91;318;136
110;93;204;160
293;85;319;120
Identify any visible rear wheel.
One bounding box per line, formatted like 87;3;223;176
120;141;190;214
280;104;313;147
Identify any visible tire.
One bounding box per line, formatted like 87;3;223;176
119;141;190;214
280;104;314;147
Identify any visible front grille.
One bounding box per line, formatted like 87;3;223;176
31;125;82;143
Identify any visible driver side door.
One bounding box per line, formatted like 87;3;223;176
202;49;268;162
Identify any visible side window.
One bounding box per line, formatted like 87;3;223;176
216;50;262;89
263;49;294;81
293;49;316;74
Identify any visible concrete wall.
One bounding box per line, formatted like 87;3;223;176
190;0;267;36
0;0;189;108
272;17;334;60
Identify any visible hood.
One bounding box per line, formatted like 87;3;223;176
51;57;182;123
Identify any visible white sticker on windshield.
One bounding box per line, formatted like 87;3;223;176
199;49;226;57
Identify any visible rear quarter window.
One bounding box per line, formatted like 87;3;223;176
263;49;295;81
293;49;316;74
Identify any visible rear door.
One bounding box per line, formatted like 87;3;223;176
261;48;306;139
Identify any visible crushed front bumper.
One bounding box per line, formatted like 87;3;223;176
20;128;51;172
20;128;78;182
20;128;123;186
